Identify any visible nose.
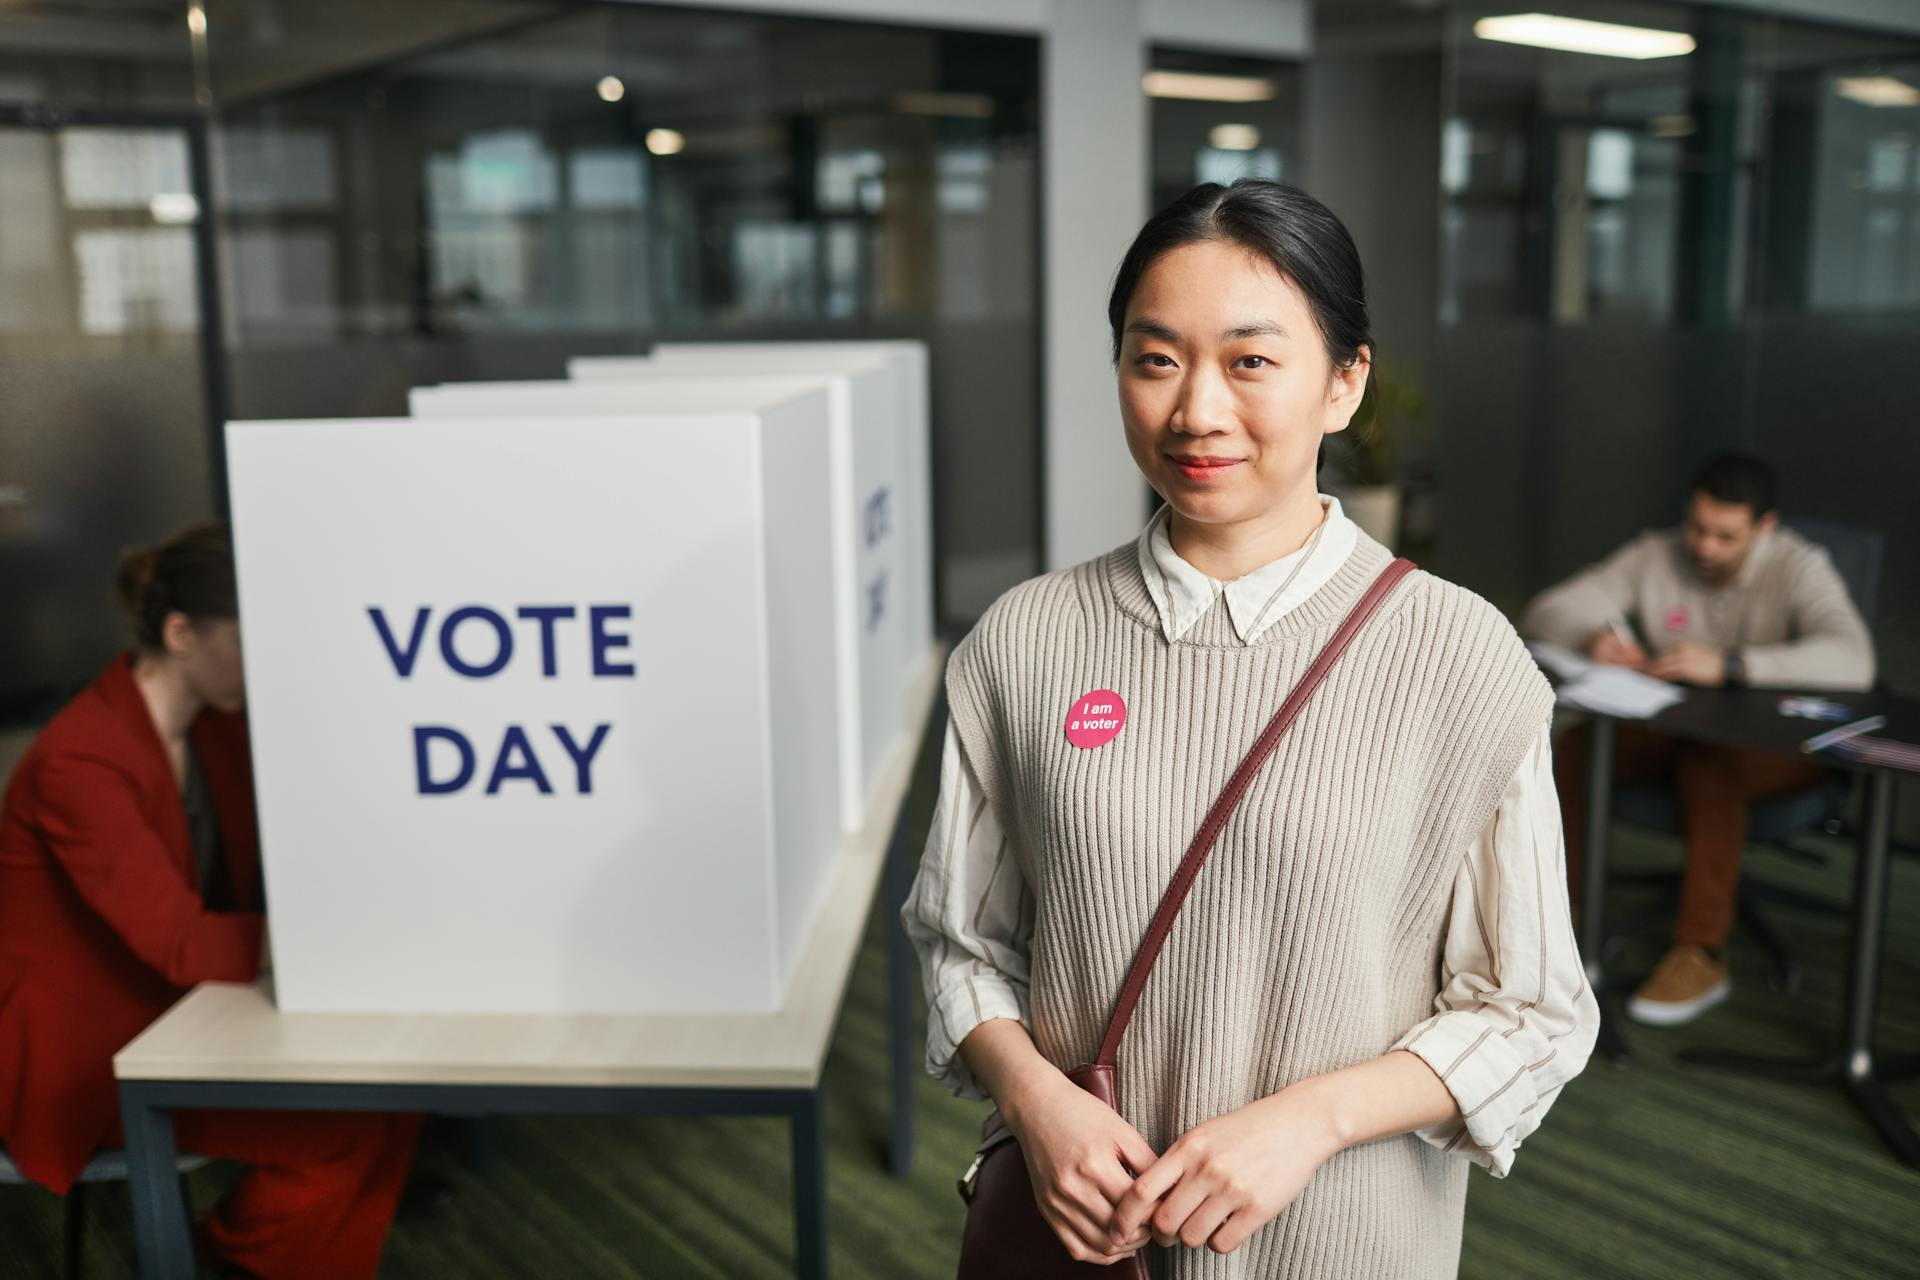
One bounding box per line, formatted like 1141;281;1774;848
1169;361;1234;437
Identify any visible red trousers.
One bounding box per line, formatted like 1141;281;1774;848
112;1109;421;1280
1555;722;1829;951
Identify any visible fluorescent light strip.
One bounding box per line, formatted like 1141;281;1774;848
1474;13;1694;60
1208;124;1261;151
1143;70;1276;103
1835;76;1920;108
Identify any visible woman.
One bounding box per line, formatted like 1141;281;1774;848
903;180;1598;1278
0;523;419;1280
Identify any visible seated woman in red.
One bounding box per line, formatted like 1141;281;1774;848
0;523;420;1280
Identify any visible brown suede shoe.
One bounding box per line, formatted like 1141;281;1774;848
1627;944;1731;1026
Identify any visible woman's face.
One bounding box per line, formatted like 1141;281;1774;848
1117;238;1369;530
169;614;247;714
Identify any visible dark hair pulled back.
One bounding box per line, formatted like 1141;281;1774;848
1107;178;1371;372
114;522;238;652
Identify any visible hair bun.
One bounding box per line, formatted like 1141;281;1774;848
114;545;160;623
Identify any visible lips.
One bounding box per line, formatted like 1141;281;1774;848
1167;453;1242;481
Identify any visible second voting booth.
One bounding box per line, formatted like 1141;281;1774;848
409;355;928;833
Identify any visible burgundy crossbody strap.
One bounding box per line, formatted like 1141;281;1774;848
1090;557;1416;1069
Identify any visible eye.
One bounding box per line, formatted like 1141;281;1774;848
1236;355;1271;370
1135;353;1176;369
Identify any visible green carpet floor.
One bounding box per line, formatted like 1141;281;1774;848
4;728;1916;1278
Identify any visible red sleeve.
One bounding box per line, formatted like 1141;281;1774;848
33;749;264;987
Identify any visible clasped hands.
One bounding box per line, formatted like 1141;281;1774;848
1004;1068;1340;1265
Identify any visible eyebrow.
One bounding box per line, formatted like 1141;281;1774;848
1124;318;1291;342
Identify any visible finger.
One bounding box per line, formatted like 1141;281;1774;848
1149;1172;1214;1247
1116;1127;1158;1175
1207;1206;1265;1255
1174;1193;1236;1251
1048;1197;1141;1264
1111;1151;1183;1239
1087;1156;1137;1210
1059;1176;1131;1245
1078;1175;1150;1253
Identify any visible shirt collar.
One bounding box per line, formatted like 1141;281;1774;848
1135;494;1359;645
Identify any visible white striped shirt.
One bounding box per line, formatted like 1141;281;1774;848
902;497;1597;1176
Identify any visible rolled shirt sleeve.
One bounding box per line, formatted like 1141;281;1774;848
900;721;1035;1101
1390;725;1599;1176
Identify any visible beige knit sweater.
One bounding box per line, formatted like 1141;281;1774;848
944;528;1557;1279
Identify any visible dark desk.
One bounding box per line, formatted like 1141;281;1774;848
1578;686;1920;1168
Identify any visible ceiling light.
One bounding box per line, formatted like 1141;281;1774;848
645;128;684;157
1474;14;1694;60
1836;76;1920;108
1143;71;1276;103
596;76;625;103
1208;124;1261;151
150;193;199;224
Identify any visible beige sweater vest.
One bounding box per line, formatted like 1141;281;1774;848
944;528;1555;1280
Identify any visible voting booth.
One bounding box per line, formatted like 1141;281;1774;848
642;341;933;690
564;342;934;824
409;370;916;831
226;385;846;1016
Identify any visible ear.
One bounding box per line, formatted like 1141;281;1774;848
1756;510;1779;536
160;611;196;660
1324;344;1371;436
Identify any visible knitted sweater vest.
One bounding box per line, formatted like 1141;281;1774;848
943;528;1556;1280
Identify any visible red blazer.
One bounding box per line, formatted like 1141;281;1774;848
0;654;264;1192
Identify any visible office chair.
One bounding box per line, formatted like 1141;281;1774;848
1603;517;1885;994
0;1145;207;1280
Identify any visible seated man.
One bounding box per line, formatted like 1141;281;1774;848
1522;453;1875;1025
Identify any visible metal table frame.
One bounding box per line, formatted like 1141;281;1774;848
119;693;948;1279
1578;709;1919;1167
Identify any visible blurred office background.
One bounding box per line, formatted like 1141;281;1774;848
2;0;1917;1275
7;0;1920;707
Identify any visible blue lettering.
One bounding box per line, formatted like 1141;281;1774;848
440;605;513;678
414;725;475;794
590;605;636;677
369;606;431;677
864;486;892;548
552;723;612;794
485;725;553;795
516;605;577;677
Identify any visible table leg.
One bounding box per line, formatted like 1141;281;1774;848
791;1087;827;1280
1680;769;1920;1168
1580;715;1632;1064
119;1082;195;1280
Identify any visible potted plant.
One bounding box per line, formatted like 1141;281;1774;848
1330;358;1429;549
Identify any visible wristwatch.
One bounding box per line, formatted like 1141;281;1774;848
1723;649;1747;689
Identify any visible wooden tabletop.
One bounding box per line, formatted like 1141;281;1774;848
114;644;945;1092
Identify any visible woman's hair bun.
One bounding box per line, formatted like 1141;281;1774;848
112;524;237;651
114;546;161;624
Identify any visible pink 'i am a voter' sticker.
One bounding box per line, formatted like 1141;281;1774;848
1665;605;1691;633
1065;689;1127;749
